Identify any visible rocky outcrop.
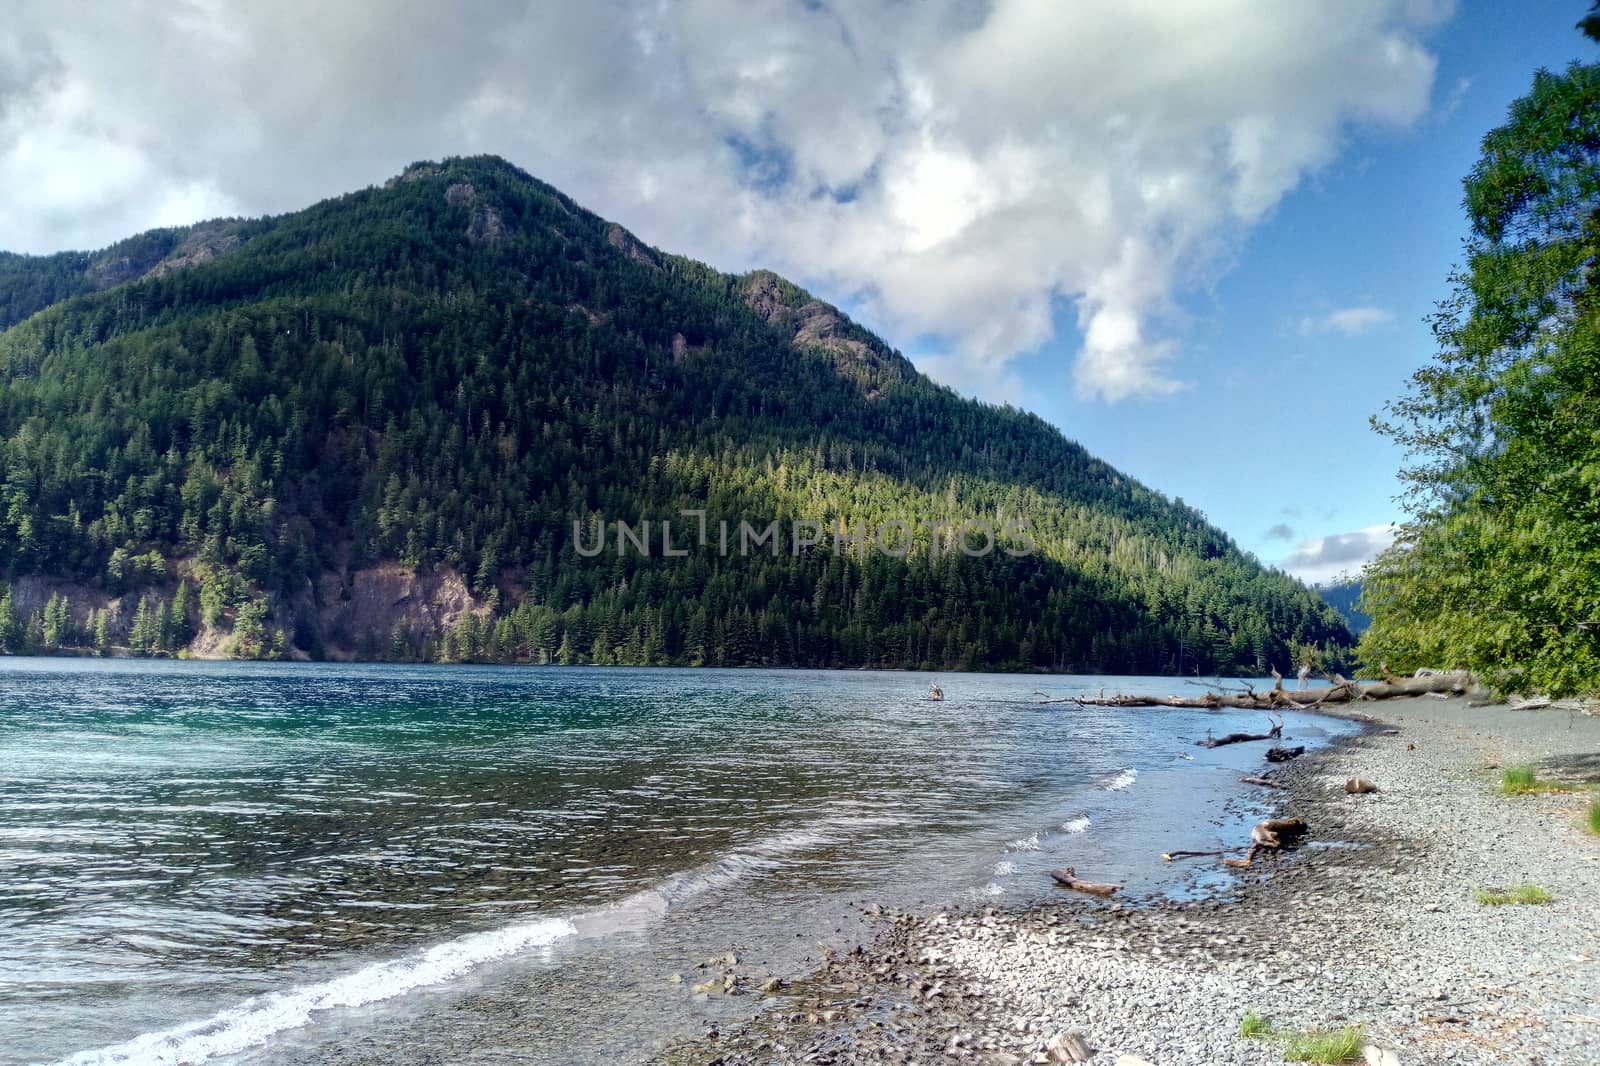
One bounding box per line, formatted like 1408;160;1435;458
387;162;443;186
316;563;489;656
144;223;246;280
467;204;508;243
743;270;790;324
606;223;660;269
793;300;872;361
740;270;899;396
444;181;510;244
81;221;250;290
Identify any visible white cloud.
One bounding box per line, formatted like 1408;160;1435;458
0;0;1448;403
1276;523;1397;585
1298;305;1397;336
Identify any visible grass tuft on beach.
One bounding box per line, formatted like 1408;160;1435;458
1474;883;1554;906
1283;1025;1366;1063
1500;765;1540;793
1240;1013;1364;1063
1587;799;1600;835
1498;765;1568;794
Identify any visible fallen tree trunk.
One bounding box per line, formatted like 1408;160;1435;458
1246;817;1308;861
1239;776;1286;789
1196;716;1283;748
1049;866;1122;897
1039;670;1475;710
1164;816;1308;867
1265;745;1305;763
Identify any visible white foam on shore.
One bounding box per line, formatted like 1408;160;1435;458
54;826;833;1066
1103;767;1138;791
1061;815;1091;834
53;915;577;1066
1006;832;1041;851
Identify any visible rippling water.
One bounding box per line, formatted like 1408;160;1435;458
0;659;1353;1065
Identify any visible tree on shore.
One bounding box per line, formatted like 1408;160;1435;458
1362;43;1600;695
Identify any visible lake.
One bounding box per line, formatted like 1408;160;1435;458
0;659;1353;1065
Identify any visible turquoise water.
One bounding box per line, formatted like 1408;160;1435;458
0;660;1352;1065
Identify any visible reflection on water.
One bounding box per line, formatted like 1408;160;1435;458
0;660;1355;1065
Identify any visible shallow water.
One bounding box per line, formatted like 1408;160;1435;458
0;660;1353;1065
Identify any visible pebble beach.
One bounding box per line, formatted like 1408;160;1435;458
665;696;1600;1065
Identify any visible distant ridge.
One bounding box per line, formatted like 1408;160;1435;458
0;156;1350;670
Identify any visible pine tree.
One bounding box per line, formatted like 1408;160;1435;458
167;581;194;650
41;593;70;648
129;596;155;655
92;609;111;656
0;586;20;652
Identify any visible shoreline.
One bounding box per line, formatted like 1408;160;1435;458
660;696;1599;1065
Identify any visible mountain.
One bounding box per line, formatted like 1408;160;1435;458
0;155;1350;670
1317;580;1369;636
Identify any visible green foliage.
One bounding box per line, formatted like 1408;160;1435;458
1474;883;1553;906
40;592;72;648
0;585;21;652
0;157;1349;667
1586;799;1600;835
91;608;110;655
1500;765;1542;794
1317;580;1368;636
1282;1026;1365;1063
1241;1013;1363;1064
1364;60;1600;696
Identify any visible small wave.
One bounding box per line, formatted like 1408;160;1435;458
1061;815;1091;834
1006;832;1041;852
54;915;577;1066
56;825;834;1066
1103;768;1138;791
992;859;1017;877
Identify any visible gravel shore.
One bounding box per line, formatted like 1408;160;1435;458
664;696;1600;1065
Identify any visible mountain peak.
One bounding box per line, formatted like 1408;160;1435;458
0;161;1349;669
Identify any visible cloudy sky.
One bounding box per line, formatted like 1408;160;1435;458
1;1;1592;582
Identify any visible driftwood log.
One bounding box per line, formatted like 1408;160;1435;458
1049;866;1122;897
1265;745;1306;763
1038;669;1475;710
1240;776;1286;789
1165;816;1311;868
1196;715;1283;748
1246;817;1308;861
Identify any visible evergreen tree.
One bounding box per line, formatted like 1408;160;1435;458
129;596;156;655
1363;55;1600;695
92;608;111;656
41;593;70;648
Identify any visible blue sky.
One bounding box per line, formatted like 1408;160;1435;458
2;1;1593;586
954;2;1596;581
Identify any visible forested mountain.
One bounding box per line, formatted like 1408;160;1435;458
1317;581;1369;636
0;156;1349;671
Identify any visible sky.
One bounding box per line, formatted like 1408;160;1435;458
1;0;1594;585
